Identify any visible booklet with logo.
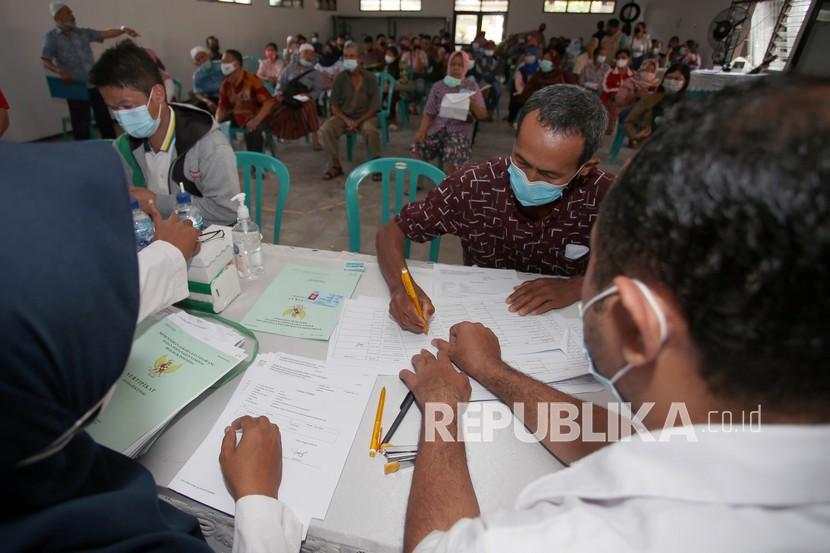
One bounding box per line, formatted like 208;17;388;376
88;316;247;456
241;264;361;340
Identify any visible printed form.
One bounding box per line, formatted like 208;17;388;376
170;353;376;537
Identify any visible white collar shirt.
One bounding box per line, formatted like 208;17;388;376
415;424;830;552
143;107;176;196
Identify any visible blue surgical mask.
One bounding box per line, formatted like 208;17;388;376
300;58;314;67
443;75;462;87
112;92;162;139
579;280;669;402
507;157;582;207
539;59;554;72
343;59;358;71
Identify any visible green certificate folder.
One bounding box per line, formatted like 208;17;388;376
88;319;245;455
241;264;361;340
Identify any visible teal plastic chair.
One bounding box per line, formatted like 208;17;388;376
609;122;626;163
221;121;276;157
243;55;260;73
173;78;183;101
345;158;445;262
374;71;396;149
396;66;414;128
234;151;291;244
262;80;276;95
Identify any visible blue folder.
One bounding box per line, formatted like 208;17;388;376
46;76;90;101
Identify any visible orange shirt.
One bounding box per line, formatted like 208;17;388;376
218;70;271;127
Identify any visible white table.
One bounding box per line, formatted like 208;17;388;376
140;244;611;553
657;68;765;94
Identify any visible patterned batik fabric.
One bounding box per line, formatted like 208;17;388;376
395;157;614;276
411;127;473;167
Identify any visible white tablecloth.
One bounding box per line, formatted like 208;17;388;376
139;244;611;553
657;68;765;94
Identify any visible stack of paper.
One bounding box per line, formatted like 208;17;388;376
328;296;568;364
326;296;601;399
88;310;248;457
432;264;521;300
467;321;602;401
169;353;377;538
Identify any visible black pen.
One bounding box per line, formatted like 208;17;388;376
380;391;415;446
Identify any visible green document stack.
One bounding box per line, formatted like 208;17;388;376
88;317;247;457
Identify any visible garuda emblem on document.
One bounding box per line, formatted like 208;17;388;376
149;355;182;378
283;304;306;319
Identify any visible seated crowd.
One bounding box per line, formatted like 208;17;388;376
4;3;826;553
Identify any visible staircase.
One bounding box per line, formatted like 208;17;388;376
763;0;813;70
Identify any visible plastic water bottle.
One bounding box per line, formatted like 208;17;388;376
231;193;264;279
131;198;155;251
176;183;205;230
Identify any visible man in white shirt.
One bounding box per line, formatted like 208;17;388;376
397;76;830;552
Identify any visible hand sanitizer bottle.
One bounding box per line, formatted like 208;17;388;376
176;183;205;230
231;193;264;279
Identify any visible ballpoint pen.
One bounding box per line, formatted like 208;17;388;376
380;390;415;447
401;268;429;333
369;386;386;457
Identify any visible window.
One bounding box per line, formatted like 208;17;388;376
543;0;615;14
316;0;336;9
454;0;509;11
209;0;252;4
359;0;422;10
453;0;508;45
270;0;303;6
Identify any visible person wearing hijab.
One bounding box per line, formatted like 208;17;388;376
509;49;566;124
624;63;691;146
512;45;540;98
411;50;487;176
0;141;302;553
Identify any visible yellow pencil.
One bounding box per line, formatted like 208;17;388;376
369;386;386;457
401;268;428;333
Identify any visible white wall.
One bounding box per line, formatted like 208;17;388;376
1;0;721;142
640;0;734;67
1;0;336;142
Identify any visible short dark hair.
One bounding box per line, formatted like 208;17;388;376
89;42;163;95
660;63;691;93
616;48;632;58
608;18;620;27
516;84;607;164
225;49;242;64
593;76;830;415
265;42;278;50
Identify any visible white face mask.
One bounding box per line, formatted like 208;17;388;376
663;78;684;94
220;62;237;76
616;58;629;68
579;280;669;403
484;49;495;57
385;55;395;64
597;55;607;64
